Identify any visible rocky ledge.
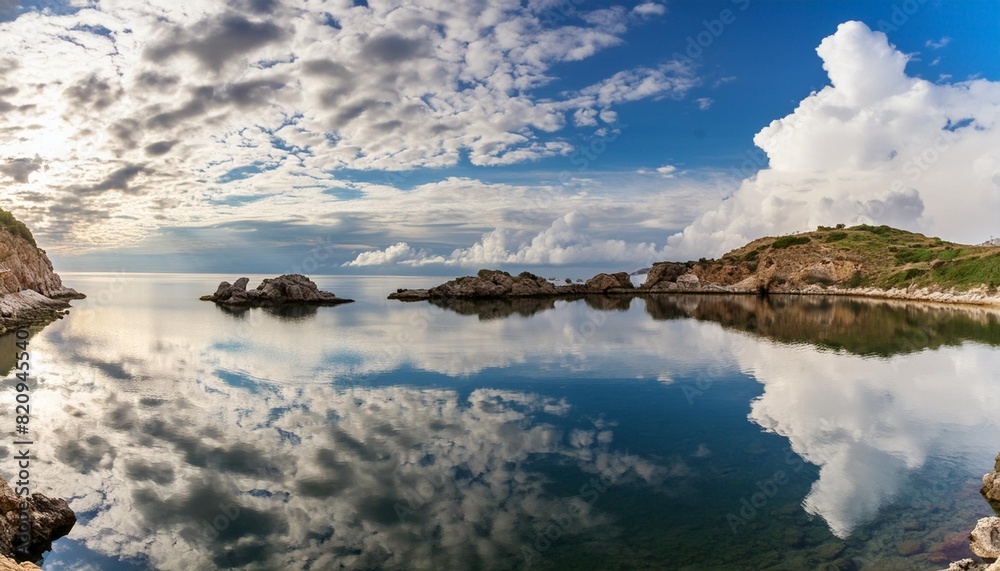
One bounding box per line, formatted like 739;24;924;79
0;210;84;335
201;274;353;306
0;477;76;564
388;270;633;300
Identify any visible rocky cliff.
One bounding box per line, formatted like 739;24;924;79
0;209;84;334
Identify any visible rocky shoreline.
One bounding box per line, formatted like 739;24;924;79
387;267;1000;309
390;226;1000;308
201;274;353;306
389;270;635;300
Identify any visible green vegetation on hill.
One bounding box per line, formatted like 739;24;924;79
715;224;1000;292
0;208;36;247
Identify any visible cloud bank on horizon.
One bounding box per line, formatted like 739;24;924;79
348;20;1000;267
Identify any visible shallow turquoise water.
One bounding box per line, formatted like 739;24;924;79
2;274;999;570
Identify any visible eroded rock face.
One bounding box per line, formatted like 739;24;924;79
0;229;82;300
201;275;353;306
0;477;76;561
0;225;84;334
642;262;690;290
982;454;1000;513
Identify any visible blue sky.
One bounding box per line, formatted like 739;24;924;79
0;0;997;275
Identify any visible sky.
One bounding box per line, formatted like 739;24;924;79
0;0;997;275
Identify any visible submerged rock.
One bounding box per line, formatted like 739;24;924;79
201;275;353;306
0;477;76;561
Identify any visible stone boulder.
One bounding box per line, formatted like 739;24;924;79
642;262;689;289
584;272;634;292
970;517;1000;562
0;477;75;560
201;275;353;306
983;454;1000;513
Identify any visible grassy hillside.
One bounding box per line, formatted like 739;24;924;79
0;207;36;247
706;224;1000;292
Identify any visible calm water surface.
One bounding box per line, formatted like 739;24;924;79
2;273;1000;570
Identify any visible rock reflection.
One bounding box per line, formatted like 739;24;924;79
641;294;1000;356
215;303;321;320
427;295;633;320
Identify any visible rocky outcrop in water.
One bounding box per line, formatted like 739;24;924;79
0;211;84;334
0;477;76;562
389;270;635;300
584;272;634;292
200;274;353;306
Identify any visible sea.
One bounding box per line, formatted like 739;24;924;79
2;273;999;570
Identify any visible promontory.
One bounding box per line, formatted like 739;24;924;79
0;208;84;334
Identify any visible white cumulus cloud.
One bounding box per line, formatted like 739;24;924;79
665;20;1000;258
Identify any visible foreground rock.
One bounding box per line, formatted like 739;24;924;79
983;454;1000;513
201;275;353;306
0;210;84;334
389;270;633;300
0;556;40;570
970;517;1000;560
0;477;76;561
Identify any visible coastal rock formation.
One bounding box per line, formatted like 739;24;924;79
983;454;1000;513
390;270;559;300
584;272;634;292
638;226;1000;307
0;477;76;561
970;517;1000;562
0;210;84;334
201;275;353;306
389;270;636;301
